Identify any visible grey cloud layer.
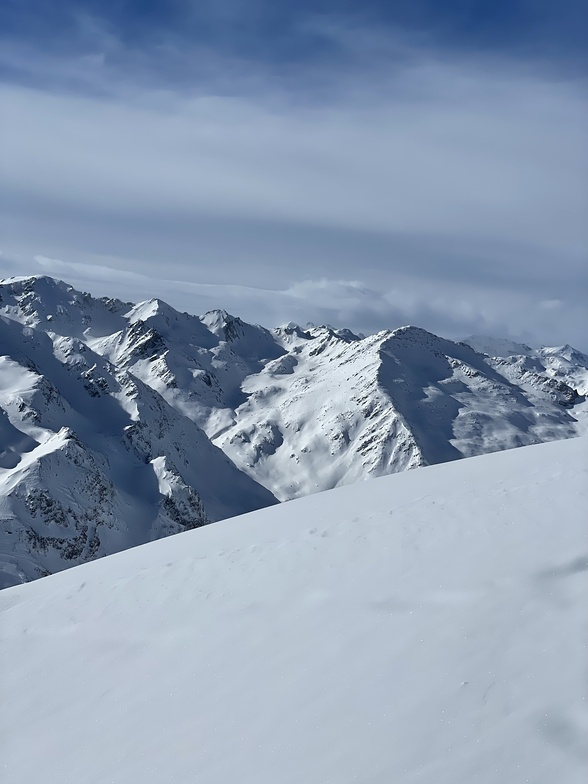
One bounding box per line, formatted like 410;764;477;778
1;41;586;347
0;253;583;351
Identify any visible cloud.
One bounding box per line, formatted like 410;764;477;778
2;58;586;250
0;21;586;348
1;253;584;350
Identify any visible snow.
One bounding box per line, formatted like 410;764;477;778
217;324;583;499
2;437;587;784
463;335;536;357
0;309;277;587
463;335;588;397
1;275;586;585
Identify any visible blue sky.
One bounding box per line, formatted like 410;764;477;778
3;1;586;61
1;1;587;345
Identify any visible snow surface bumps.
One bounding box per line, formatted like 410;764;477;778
2;436;587;784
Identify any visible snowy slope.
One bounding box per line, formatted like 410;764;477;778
2;437;587;784
463;334;588;436
464;334;588;396
0;311;276;587
1;275;586;583
94;307;585;501
215;324;583;499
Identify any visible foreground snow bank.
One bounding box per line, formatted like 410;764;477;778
2;437;587;784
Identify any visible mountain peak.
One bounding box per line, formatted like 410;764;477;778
0;274;75;300
1;273;67;287
1;274;585;586
200;308;241;335
389;325;439;341
0;275;130;338
126;297;177;325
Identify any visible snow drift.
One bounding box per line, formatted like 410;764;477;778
2;437;587;783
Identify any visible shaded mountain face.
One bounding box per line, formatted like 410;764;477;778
0;280;278;587
0;275;585;585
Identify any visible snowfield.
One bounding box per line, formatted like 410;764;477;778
2;436;587;784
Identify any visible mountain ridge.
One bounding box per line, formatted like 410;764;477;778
1;274;586;585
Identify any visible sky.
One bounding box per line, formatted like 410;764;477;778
1;1;587;347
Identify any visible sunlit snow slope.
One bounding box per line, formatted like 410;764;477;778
2;437;587;784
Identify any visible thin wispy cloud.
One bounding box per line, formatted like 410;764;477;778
0;252;579;350
1;2;586;346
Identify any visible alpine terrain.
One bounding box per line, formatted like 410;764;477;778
2;437;587;784
1;274;586;585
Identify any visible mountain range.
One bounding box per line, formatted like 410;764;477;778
1;274;586;586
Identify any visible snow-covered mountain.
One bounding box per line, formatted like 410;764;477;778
1;275;586;585
0;283;277;587
215;323;584;499
2;437;586;784
464;334;588;396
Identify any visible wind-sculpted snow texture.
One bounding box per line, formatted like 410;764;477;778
1;437;587;784
0;275;586;584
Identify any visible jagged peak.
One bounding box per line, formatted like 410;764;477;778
0;274;129;322
0;274;75;297
305;324;361;343
201;308;239;326
201;309;276;342
126;297;177;324
389;325;439;341
375;326;452;355
539;343;587;362
0;276;117;310
306;324;336;339
200;310;247;343
274;323;312;339
1;273;64;286
386;326;494;361
333;327;362;342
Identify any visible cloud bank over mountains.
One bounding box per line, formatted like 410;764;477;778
1;3;586;346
